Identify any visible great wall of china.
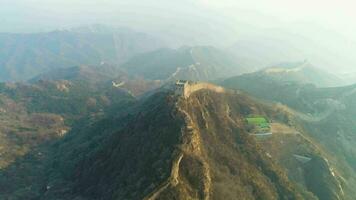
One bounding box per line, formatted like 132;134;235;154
175;80;232;98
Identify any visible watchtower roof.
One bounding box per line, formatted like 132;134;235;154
176;80;188;85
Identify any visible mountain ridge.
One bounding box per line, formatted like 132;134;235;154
0;25;164;82
121;46;247;81
38;83;339;199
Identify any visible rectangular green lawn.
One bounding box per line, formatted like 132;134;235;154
246;117;268;125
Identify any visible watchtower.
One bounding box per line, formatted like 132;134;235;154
175;80;188;96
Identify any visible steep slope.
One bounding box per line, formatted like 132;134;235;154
0;24;164;81
147;90;306;200
33;85;324;200
157;87;340;200
0;80;136;199
0;95;68;170
38;92;184;200
222;75;356;200
0;94;70;199
0;82;346;199
121;46;247;81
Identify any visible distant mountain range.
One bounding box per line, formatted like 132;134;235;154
0;25;164;82
223;61;344;88
221;62;346;116
30;64;162;96
121;46;249;81
227;26;356;75
30;64;123;84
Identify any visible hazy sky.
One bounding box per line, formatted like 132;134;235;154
2;0;356;73
1;0;356;38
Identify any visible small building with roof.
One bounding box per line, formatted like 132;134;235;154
175;80;189;96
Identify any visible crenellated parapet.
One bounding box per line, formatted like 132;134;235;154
174;80;226;98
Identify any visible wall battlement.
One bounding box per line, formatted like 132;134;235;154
174;80;226;98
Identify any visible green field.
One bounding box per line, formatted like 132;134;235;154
246;117;270;130
246;117;268;125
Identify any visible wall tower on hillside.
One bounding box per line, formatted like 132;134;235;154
175;80;189;96
174;80;225;98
